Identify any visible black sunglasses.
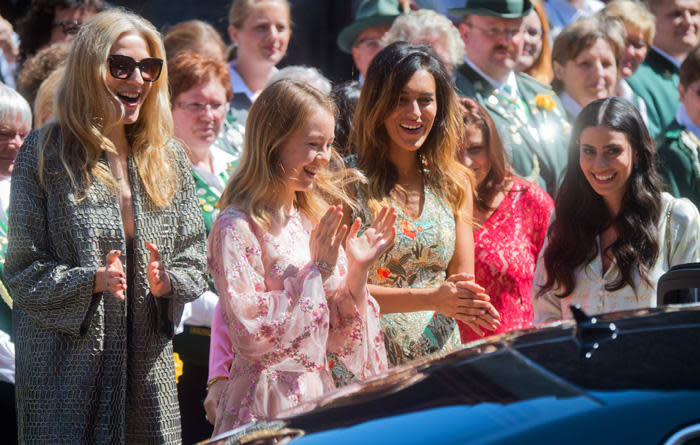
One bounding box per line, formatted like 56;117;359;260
107;54;163;82
52;19;82;36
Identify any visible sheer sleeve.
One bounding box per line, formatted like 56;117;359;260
326;253;387;379
208;210;333;369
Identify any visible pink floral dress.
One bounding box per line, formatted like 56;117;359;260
207;207;387;434
458;178;553;343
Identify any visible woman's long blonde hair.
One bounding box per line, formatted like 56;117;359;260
350;42;473;220
219;79;357;230
38;9;178;208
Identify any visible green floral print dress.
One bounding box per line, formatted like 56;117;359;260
357;186;461;367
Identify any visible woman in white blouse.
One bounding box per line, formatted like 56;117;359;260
533;97;700;322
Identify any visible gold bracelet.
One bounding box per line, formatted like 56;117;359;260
315;261;335;275
207;376;227;390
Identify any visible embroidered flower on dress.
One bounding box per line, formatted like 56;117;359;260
377;267;390;280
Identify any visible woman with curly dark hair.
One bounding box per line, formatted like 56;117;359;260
348;42;499;366
16;0;103;62
533;97;699;322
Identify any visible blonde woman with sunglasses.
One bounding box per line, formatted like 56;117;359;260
6;10;208;444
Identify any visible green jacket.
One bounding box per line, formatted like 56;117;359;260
656;119;700;209
455;63;570;197
626;48;680;140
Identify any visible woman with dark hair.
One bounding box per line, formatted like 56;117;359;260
16;0;103;62
330;80;361;158
533;97;699;322
458;98;553;342
348;42;500;366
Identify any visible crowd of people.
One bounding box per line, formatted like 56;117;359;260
0;0;698;443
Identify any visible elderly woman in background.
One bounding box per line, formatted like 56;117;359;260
515;0;553;86
600;0;656;121
0;82;31;445
7;10;208;443
380;8;464;75
164;19;227;62
552;16;626;121
168;51;235;443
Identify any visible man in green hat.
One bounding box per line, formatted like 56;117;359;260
656;43;700;209
451;0;570;197
626;0;700;140
338;0;404;79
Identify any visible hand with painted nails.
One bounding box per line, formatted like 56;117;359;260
309;205;347;280
94;250;127;300
145;242;172;297
433;272;500;337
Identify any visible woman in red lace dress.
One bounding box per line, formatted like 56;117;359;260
457;99;554;343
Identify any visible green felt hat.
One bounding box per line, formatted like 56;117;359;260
448;0;533;19
337;0;403;54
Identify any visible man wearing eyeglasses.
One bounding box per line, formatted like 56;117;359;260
338;0;404;81
452;0;570;197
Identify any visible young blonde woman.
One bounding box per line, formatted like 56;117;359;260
348;42;500;367
207;79;394;433
6;10;208;443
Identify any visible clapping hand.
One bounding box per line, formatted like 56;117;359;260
94;250;126;300
146;242;172;297
344;206;396;302
445;272;500;336
345;206;396;270
309;206;347;279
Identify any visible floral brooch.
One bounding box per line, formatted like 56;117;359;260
535;94;556;111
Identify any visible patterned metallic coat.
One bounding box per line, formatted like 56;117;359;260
6;129;208;444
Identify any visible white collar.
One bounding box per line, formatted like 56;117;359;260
677;105;700;140
228;62;278;103
651;46;682;69
617;79;634;101
559;92;582;119
463;57;519;97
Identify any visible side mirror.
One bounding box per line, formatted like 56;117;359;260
656;263;700;307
